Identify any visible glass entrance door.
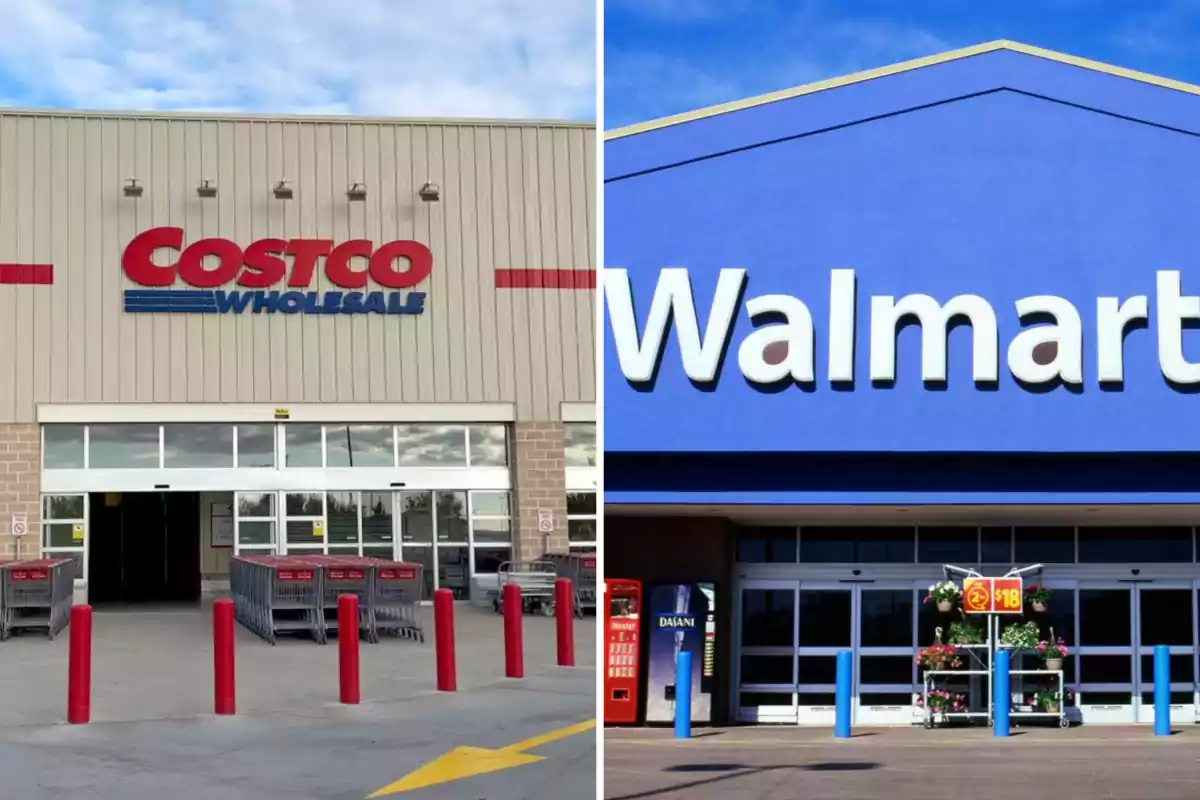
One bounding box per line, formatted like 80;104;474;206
737;580;799;723
857;583;919;725
736;579;920;725
795;583;853;725
1077;583;1135;723
1135;584;1195;725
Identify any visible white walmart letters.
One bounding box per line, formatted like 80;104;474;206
604;268;1200;388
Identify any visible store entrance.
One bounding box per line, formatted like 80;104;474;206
737;579;925;726
88;492;202;605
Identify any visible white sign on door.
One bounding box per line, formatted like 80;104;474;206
10;513;26;537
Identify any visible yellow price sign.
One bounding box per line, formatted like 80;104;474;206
71;523;84;541
963;577;1023;614
313;520;324;537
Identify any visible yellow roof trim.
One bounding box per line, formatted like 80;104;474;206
605;39;1200;141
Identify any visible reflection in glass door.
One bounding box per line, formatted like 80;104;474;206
1136;584;1195;725
737;580;798;723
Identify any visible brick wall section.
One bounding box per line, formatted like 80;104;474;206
0;424;40;562
513;422;568;560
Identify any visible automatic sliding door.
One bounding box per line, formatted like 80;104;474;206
796;583;853;725
857;585;918;725
1135;585;1195;725
1077;585;1135;723
737;580;798;723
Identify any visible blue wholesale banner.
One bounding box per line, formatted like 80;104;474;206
645;583;715;723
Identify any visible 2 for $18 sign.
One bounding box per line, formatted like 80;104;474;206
962;578;1024;614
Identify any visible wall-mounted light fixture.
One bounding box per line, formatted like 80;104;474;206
197;179;217;198
124;177;143;197
273;179;293;199
418;181;440;202
347;182;367;200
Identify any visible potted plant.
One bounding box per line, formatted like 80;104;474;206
1031;688;1074;714
917;689;967;715
1026;585;1052;613
1000;620;1040;650
915;643;963;672
925;580;961;613
1037;632;1069;672
947;619;984;645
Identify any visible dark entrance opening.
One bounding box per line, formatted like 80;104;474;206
87;492;202;605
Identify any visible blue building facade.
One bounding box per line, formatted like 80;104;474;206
605;42;1200;726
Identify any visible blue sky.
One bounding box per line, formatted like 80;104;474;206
0;0;595;120
605;0;1200;129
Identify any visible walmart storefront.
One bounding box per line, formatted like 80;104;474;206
604;42;1200;726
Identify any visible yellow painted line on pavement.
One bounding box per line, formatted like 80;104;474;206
366;719;596;797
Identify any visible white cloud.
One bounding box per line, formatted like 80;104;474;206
0;0;596;120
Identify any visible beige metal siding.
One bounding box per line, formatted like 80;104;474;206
0;112;595;423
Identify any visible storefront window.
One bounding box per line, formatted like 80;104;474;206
1014;526;1075;564
471;491;512;572
564;423;596;467
917;526;978;565
361;491;394;559
1078;527;1192;563
236;492;275;549
325;424;395;468
737;526;798;563
42;494;85;550
42;425;85;469
163;424;234;468
436;491;469;543
284;425;323;467
88;424;160;469
284;492;325;546
236;424;276;468
400;492;434;543
567;491;597;552
397;424;467;465
326;491;360;548
468;425;508;467
800;527;915;563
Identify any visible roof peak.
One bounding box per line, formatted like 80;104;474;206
607;40;1200;140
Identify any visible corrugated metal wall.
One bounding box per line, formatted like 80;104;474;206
0;111;595;422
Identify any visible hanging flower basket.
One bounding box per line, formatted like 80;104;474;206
925;581;961;613
1038;631;1068;672
1027;585;1052;613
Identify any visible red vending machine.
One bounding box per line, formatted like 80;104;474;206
604;578;643;725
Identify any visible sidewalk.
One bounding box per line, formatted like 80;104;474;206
0;601;595;726
605;725;1200;800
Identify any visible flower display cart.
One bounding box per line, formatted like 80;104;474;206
921;563;1069;730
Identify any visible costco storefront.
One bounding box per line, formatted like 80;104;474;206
0;108;596;606
605;43;1200;727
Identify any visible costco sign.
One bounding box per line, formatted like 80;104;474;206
121;227;431;315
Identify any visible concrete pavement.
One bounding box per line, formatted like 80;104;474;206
0;602;597;798
605;725;1200;800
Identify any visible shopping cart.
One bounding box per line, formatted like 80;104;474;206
544;553;597;618
306;555;372;643
230;556;323;644
495;560;558;615
0;558;74;640
367;560;425;643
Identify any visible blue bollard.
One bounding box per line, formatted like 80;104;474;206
834;650;852;738
674;651;692;739
994;649;1010;737
1155;645;1171;736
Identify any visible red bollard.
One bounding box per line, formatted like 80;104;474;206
67;604;92;725
555;578;575;667
434;588;457;692
338;594;360;704
213;598;236;715
503;583;524;679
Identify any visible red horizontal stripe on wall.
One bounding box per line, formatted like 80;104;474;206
0;264;53;285
495;268;595;289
